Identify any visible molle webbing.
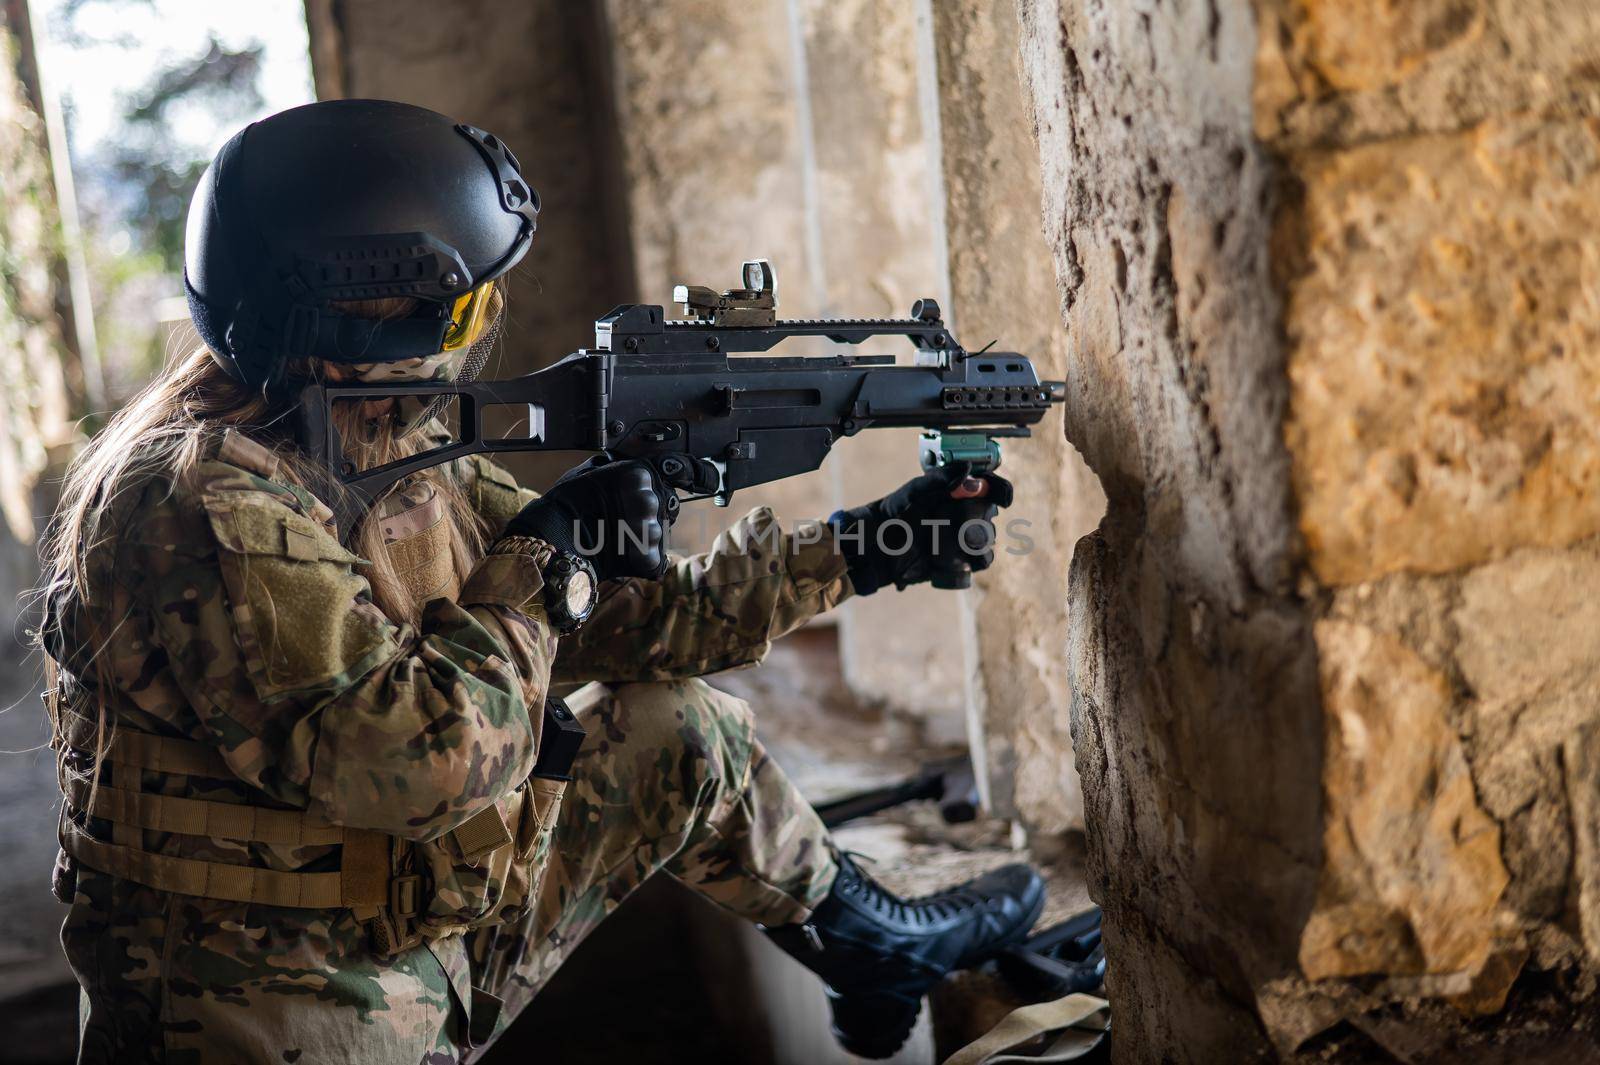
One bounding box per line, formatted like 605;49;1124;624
52;699;394;910
63;772;344;847
59;819;368;908
50;690;532;928
56;703;233;779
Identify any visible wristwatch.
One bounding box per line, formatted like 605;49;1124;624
496;536;599;634
542;551;598;634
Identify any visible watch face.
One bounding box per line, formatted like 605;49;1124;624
543;553;596;633
563;568;595;618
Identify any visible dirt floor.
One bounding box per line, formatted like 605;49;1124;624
0;626;1094;1064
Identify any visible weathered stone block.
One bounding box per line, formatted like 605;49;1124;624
1022;0;1600;1057
1285;117;1600;585
1300;619;1509;981
1454;539;1600;708
1254;0;1600;149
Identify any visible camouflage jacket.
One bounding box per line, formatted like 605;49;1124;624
51;430;853;874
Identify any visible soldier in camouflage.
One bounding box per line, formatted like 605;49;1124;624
40;100;1044;1063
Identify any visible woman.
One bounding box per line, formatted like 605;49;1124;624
39;99;1043;1063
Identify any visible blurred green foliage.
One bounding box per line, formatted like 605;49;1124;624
51;0;265;393
112;36;263;274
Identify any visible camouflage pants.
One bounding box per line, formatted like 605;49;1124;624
62;678;837;1064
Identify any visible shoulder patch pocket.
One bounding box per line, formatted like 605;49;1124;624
203;491;360;563
201;491;392;701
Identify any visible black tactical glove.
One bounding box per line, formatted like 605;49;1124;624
829;462;1014;596
504;458;677;582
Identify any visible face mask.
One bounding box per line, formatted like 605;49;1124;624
341;287;504;435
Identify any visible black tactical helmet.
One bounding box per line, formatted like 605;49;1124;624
184;98;539;388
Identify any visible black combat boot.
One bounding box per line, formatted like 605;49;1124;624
764;855;1046;1058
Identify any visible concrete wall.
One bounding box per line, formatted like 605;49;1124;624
1019;0;1600;1058
600;0;971;730
928;0;1100;830
305;0;634;488
597;0;830;540
308;0;1089;779
794;0;967;732
1018;1;1320;1056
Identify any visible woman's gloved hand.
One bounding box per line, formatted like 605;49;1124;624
503;458;676;581
828;462;1014;596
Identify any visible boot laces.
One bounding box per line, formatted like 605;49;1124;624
840;852;993;923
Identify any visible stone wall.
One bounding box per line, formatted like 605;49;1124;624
1270;0;1600;1049
1019;0;1600;1058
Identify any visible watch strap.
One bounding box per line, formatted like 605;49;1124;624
492;535;558;567
459;544;548;614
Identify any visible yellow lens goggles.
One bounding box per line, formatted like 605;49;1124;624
442;282;496;352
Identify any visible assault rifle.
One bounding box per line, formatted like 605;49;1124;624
299;259;1065;588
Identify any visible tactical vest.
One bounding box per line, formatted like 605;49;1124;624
51;430;591;955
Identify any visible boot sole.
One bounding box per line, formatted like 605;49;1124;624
826;987;923;1060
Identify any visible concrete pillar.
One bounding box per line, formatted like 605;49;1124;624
927;0;1101;830
601;0;968;729
1018;0;1600;1058
598;0;833;543
792;0;967;731
304;0;634;487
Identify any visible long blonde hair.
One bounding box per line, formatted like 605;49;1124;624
36;297;491;778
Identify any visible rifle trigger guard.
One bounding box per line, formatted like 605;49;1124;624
635;421;681;443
